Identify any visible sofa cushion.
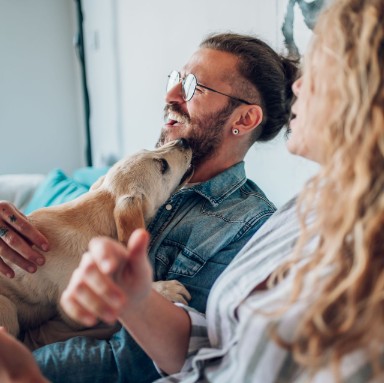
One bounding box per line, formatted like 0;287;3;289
24;169;88;214
24;166;110;214
72;166;110;188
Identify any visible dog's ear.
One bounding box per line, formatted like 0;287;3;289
113;194;145;244
90;175;105;191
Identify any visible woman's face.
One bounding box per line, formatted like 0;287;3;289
286;50;328;165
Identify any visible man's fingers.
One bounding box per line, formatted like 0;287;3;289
0;201;49;251
0;258;16;278
0;238;40;275
0;201;48;273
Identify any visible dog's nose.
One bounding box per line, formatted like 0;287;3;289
176;138;190;150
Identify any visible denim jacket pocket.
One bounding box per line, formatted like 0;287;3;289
168;247;205;277
155;242;206;279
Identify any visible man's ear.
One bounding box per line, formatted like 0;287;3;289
232;105;263;135
113;194;145;244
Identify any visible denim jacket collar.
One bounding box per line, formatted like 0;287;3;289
184;161;247;208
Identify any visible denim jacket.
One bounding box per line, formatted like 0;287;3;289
33;162;277;383
147;161;276;313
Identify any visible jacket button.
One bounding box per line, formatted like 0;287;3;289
165;204;172;211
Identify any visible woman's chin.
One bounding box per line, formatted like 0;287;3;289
286;141;298;156
285;134;303;157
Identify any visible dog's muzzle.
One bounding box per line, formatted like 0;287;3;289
179;165;194;186
175;138;190;150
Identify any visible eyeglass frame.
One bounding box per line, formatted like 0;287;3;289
166;70;252;105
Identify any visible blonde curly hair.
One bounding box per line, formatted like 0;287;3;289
274;0;384;379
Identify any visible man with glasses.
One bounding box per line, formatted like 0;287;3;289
0;33;297;382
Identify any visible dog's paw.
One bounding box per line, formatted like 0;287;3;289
152;280;191;305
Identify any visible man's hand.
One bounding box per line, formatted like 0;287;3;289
0;327;49;383
61;229;153;327
0;201;48;278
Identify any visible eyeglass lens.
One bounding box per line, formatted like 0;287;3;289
166;71;197;101
182;74;196;101
167;70;180;92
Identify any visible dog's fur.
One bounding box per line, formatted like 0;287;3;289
0;140;192;337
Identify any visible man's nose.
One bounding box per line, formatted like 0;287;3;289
165;81;185;104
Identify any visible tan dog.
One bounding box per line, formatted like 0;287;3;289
0;139;193;338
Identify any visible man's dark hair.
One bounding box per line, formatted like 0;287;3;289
200;32;298;142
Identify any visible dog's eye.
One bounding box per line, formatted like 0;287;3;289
156;158;169;174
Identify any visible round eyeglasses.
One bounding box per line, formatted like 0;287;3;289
166;70;252;105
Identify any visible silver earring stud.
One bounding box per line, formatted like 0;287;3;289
233;129;239;135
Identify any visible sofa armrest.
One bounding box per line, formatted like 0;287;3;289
0;174;45;211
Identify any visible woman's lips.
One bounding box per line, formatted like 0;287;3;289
289;116;297;129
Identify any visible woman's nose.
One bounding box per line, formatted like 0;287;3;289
292;76;303;96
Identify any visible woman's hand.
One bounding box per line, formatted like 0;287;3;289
61;229;192;374
61;229;153;326
0;327;49;383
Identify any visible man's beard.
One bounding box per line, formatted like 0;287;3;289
157;101;237;169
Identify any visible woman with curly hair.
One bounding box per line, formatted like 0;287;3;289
268;0;384;379
234;0;384;380
0;0;383;381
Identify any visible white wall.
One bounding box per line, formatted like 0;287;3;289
0;0;84;175
78;0;320;207
1;1;318;206
115;0;318;207
118;0;281;154
81;0;123;167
